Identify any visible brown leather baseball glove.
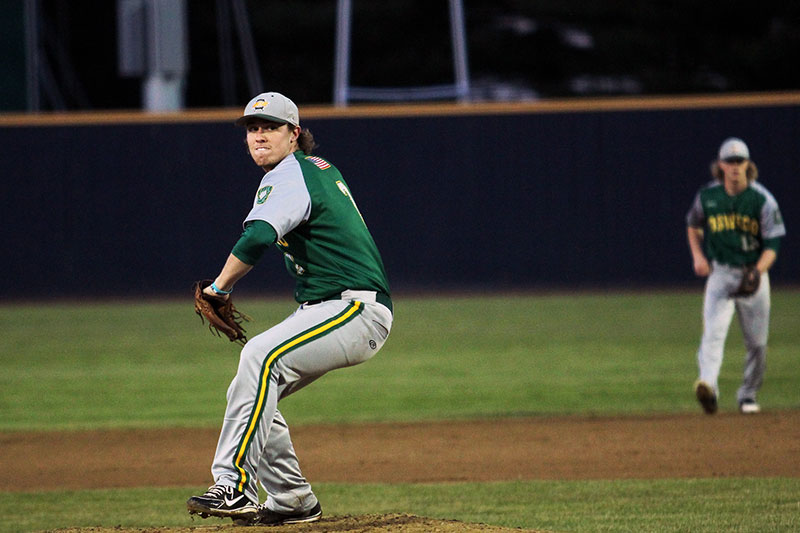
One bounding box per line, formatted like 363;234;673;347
731;266;760;297
193;279;250;345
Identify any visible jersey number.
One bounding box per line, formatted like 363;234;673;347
336;180;365;224
741;234;759;252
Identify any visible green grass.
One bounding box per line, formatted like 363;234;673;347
0;479;798;533
1;290;799;532
1;291;799;431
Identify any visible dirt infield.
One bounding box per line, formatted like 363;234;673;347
4;411;800;493
5;411;799;532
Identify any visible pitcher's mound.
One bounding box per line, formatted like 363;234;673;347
49;514;541;532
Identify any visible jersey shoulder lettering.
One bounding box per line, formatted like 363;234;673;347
243;154;311;240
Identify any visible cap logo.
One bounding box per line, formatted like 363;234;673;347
253;99;268;111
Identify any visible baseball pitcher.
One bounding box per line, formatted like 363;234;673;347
187;92;393;525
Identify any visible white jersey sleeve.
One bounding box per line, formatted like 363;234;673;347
752;182;786;240
686;188;707;228
243;154;311;240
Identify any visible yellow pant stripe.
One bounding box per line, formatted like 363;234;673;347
234;300;363;492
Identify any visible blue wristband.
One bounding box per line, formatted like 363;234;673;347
210;282;232;295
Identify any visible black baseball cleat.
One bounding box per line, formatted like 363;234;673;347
239;501;322;526
694;380;718;414
186;484;258;520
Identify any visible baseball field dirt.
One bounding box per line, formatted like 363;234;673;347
5;411;800;532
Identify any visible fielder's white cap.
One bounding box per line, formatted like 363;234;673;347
235;92;299;127
718;137;750;161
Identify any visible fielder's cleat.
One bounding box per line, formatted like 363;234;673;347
186;484;257;520
694;380;718;414
739;399;761;414
241;501;322;526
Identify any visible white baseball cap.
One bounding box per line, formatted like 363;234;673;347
235;92;299;127
718;137;750;161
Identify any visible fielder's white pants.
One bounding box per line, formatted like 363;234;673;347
697;262;770;403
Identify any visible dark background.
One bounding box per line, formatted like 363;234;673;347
2;1;797;299
1;102;796;299
3;1;800;111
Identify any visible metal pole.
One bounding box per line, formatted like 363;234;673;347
143;0;188;111
23;0;41;111
448;0;470;102
231;0;264;95
333;0;352;106
216;0;236;105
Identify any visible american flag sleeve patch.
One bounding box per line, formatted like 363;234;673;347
305;156;331;170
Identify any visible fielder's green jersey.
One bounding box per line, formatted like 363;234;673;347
686;180;785;266
242;151;390;303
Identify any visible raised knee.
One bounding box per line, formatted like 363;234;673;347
239;341;265;367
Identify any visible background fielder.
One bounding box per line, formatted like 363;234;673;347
686;137;785;415
186;92;393;526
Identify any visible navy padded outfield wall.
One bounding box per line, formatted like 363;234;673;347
1;98;797;298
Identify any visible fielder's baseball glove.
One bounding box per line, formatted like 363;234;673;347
193;279;250;345
731;266;760;297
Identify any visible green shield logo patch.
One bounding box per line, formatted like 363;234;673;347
257;185;273;204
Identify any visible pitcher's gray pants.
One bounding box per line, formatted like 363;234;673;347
210;291;393;513
697;262;770;404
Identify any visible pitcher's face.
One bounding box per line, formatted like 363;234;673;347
246;120;299;171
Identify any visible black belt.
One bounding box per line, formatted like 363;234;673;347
305;292;393;314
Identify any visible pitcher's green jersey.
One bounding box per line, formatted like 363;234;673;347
686;180;785;266
243;151;390;303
